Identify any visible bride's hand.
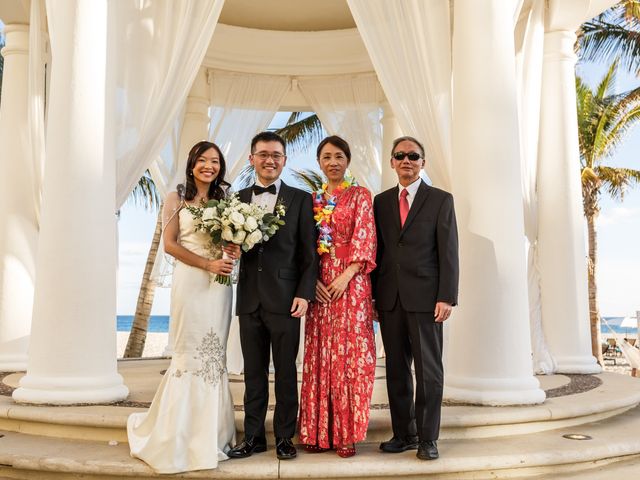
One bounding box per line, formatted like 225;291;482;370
205;258;234;275
222;243;241;259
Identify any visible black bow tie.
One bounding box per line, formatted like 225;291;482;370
252;184;277;195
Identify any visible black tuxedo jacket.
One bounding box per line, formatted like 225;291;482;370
236;181;318;315
372;181;459;312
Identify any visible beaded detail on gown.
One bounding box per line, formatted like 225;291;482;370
127;208;235;474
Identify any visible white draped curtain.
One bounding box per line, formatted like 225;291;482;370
298;74;383;192
148;108;186;200
208;70;291;180
111;0;225;208
28;0;47;222
347;0;453;190
515;0;556;374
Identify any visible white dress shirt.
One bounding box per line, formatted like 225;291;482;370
251;178;282;212
397;177;422;208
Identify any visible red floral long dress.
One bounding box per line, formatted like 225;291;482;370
299;185;377;449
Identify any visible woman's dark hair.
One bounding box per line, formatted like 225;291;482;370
316;135;351;163
178;141;229;201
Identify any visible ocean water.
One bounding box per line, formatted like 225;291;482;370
117;315;169;333
116;315;637;335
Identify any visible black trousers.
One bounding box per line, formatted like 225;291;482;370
239;306;300;439
379;297;444;441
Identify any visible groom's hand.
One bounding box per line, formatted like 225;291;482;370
290;297;308;318
434;302;453;322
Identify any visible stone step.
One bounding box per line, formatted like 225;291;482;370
2;360;640;444
2;403;640;479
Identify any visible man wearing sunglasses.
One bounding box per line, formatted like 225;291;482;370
372;136;459;461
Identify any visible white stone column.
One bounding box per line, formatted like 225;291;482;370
446;0;545;405
0;24;36;371
535;0;612;374
162;67;210;357
381;102;402;193
13;0;128;404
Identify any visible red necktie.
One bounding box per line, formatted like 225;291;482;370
399;188;409;227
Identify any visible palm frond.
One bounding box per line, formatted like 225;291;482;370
596;166;640;200
602;105;640;156
291;168;324;193
577;60;640;169
233;164;255;190
128;171;161;212
622;0;640;24
276;113;324;155
595;59;618;99
579;20;640;74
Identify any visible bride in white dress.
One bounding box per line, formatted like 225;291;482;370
127;141;239;474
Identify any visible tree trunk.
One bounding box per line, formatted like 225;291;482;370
124;207;163;358
587;213;603;365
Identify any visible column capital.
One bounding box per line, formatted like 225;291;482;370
1;24;29;57
543;30;578;63
546;0;618;32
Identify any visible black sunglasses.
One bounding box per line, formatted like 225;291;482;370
392;151;422;161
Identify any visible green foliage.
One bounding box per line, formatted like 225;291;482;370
578;0;640;74
234;164;255;190
276;112;324;155
127;170;161;212
576;59;640;215
291;168;324;193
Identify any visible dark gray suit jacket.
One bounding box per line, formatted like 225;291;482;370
372;181;459;312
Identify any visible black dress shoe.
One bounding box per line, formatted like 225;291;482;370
379;435;419;453
275;437;297;460
417;440;439;460
227;436;267;458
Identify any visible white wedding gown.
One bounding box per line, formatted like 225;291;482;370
127;208;236;474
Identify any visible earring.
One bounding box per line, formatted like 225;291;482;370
189;172;194;177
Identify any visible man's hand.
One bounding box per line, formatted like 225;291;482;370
316;280;332;303
290;297;309;318
434;302;453;323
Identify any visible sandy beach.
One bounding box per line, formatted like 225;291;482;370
117;332;169;358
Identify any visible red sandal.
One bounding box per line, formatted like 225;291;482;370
303;444;329;453
336;444;356;458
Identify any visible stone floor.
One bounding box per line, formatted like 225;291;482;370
1;359;640;479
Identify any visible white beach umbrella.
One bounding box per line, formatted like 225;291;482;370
620;316;638;329
620;316;638;340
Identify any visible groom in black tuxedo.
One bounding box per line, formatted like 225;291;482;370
228;131;318;460
373;136;459;461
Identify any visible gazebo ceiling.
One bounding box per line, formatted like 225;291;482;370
218;0;356;32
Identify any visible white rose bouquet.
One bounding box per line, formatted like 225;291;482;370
186;194;286;285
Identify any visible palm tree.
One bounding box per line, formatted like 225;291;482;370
578;0;640;74
576;60;640;364
123;171;162;358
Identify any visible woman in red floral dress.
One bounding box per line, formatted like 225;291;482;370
299;136;377;458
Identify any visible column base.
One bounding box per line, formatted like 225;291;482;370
554;355;602;374
0;354;28;372
12;373;129;405
445;374;546;406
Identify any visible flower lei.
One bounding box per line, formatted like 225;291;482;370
313;174;357;255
